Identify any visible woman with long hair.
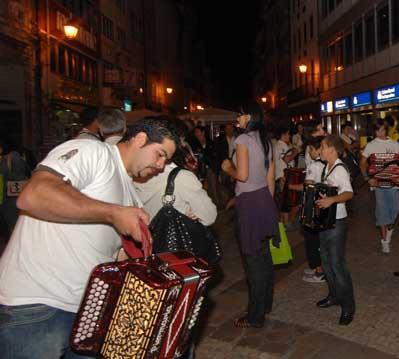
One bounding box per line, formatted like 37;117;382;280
222;101;280;328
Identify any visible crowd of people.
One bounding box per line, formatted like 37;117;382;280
1;103;399;357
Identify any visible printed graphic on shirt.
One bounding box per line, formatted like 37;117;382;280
58;149;79;162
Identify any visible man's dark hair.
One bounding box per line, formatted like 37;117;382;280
275;126;289;139
373;118;387;135
122;116;180;146
307;135;324;150
79;107;99;127
323;134;344;157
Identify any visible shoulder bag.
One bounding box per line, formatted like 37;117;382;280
149;167;221;264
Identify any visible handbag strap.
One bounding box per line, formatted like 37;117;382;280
164;166;183;196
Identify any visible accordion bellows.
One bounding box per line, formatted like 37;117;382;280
70;252;212;358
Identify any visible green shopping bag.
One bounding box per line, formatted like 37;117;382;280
269;222;293;265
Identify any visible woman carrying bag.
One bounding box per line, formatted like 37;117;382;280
222;101;280;329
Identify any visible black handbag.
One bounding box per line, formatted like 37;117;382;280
149;167;221;264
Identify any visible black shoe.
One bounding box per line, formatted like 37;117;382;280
339;311;354;325
393;271;399;277
316;296;338;308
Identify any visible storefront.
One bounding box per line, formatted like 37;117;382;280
333;97;351;135
321;101;334;133
350;91;373;138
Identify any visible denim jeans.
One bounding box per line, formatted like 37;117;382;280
303;227;321;269
242;240;274;326
319;219;355;312
0;304;91;359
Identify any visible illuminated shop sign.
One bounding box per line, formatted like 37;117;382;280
321;101;333;113
375;84;399;104
351;91;372;107
334;97;350;111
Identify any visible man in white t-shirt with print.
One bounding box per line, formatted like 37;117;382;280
0;114;177;358
360;119;399;254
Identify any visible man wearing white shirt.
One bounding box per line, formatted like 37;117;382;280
273;127;299;231
360;119;399;254
0;117;178;358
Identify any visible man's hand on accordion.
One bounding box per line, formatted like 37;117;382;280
316;194;335;209
110;206;153;256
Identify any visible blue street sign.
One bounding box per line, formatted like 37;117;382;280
334;97;350;111
351;91;372;107
375;84;399;104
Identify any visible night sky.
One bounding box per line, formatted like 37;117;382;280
199;1;260;109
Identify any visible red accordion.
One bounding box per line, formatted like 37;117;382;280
70;251;212;358
368;153;399;187
281;167;306;210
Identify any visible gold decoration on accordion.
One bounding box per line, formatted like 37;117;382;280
101;272;167;358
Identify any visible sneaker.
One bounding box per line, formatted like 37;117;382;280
381;239;390;254
302;273;326;283
386;228;394;243
303;268;315;276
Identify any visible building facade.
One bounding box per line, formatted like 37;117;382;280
0;0;40;149
319;0;399;137
0;0;209;152
254;0;292;124
288;0;321;124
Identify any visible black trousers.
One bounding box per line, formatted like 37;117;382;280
303;227;322;269
242;241;274;326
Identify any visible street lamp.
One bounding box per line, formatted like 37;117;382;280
64;21;79;40
299;64;308;74
261;97;267;103
166;87;173;94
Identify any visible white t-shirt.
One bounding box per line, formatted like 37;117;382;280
362;137;399;159
134;163;217;226
0;140;140;312
319;159;353;219
274;140;294;180
292;133;303;149
305;159;324;183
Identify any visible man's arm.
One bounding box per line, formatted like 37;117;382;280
18;171;150;250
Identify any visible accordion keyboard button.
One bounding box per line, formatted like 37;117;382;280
87;333;93;338
103;283;109;289
92;316;98;321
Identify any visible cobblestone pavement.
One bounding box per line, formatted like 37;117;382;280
196;187;399;358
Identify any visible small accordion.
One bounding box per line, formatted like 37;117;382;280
368;153;399;187
300;183;338;231
281;167;306;209
70;251;212;358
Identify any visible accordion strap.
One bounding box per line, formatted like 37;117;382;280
321;163;346;182
164;166;183;197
